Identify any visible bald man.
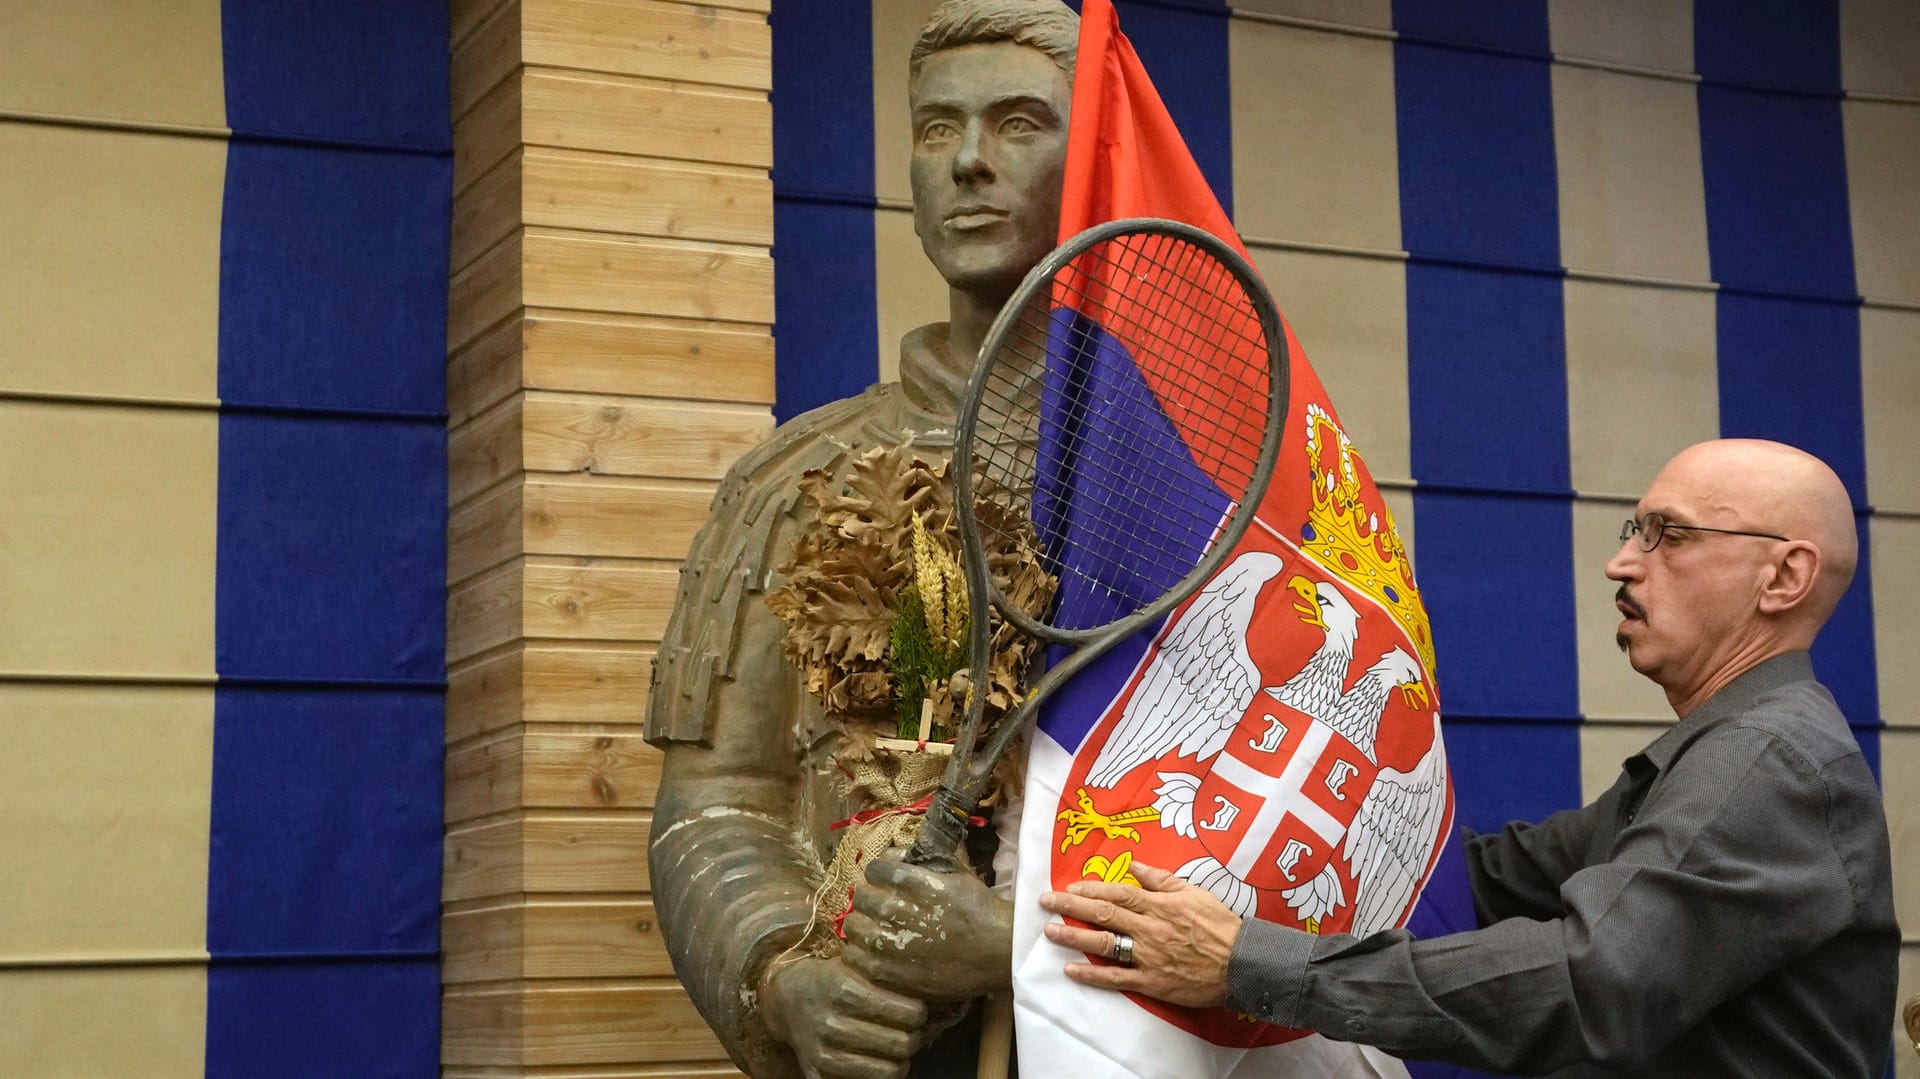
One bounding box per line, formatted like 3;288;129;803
1041;439;1898;1077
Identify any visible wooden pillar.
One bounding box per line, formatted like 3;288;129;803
442;0;773;1073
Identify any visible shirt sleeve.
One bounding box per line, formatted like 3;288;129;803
1463;793;1614;924
1224;726;1858;1074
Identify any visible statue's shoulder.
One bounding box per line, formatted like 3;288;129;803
646;382;932;745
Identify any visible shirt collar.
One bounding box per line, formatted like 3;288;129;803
1632;651;1816;774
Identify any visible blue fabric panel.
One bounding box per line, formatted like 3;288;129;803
1694;0;1840;93
1390;0;1549;55
1697;89;1854;297
205;958;438;1079
219;142;451;415
772;202;880;423
1817;517;1881;746
1714;295;1866;504
207;687;442;954
771;2;872;199
1411;491;1579;720
1441;719;1582;835
1394;44;1559;269
1112;0;1233;213
1406;265;1569;492
220;0;451;150
216;414;446;682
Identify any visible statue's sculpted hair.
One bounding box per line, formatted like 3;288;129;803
910;0;1079;85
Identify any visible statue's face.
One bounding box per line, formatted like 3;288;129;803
909;41;1070;305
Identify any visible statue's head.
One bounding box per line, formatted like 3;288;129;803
908;0;1077;310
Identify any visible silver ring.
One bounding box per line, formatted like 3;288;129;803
1111;932;1135;967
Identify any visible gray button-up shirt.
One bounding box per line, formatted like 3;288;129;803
1225;652;1898;1076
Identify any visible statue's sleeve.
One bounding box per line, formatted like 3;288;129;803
646;409;859;1078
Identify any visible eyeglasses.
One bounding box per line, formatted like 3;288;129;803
1619;512;1790;552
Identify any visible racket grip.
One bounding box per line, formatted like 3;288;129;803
905;786;976;873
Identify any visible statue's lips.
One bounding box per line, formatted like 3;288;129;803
945;209;1009;231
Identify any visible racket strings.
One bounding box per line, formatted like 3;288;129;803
971;229;1274;632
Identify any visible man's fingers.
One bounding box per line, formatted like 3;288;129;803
1039;887;1146;934
1061;960;1148;993
1042;920;1123;959
1067;878;1152;911
1132;862;1181;892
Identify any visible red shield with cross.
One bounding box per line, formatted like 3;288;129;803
1193;694;1377;891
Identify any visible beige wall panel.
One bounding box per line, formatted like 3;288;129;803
522;230;775;325
1562;279;1717;496
444;898;674;984
1842;0;1920;98
0;1;224;127
444;982;726;1066
1547;0;1693;73
1862;307;1920;514
1229;0;1392;32
1872;517;1920;724
0;402;216;676
522;392;772;483
1571;500;1675;722
874;208;952;386
524;0;772;91
524;149;774;247
1551;66;1709;282
1248;247;1410;481
523;559;679;642
1229;21;1400;251
0;684;212;958
523;69;771;169
1578;721;1670;804
523;311;775;406
1884;729;1920;942
871;0;942;205
0;123;224;402
1845;100;1920;305
0;966;206;1078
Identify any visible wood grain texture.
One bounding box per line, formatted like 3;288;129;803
450;477;526;588
449;643;655;746
524;0;771;91
525;475;716;561
523;310;774;405
454;149;525;276
444;812;651;902
443;897;673;983
522;392;770;482
445;1067;743;1078
450;394;526;508
450;730;664;821
524;148;771;246
450;228;525;353
457;69;524;195
449;560;526;666
455;0;522;121
523;557;681;643
522;228;774;325
450;313;528;427
444;982;727;1066
523;68;770;168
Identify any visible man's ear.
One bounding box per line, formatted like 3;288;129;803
1757;541;1820;615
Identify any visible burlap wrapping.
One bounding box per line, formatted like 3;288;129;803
809;745;959;954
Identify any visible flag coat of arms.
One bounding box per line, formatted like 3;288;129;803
1006;3;1457;1074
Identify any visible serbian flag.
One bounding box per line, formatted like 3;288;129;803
1005;3;1473;1076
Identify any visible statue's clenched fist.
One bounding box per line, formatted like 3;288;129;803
760;955;927;1079
841;856;1014;1004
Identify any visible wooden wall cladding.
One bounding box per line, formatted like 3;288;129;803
445;0;768;1073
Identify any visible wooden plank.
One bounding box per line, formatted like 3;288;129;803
446;1066;742;1078
524;475;715;561
449;560;526;666
453;149;525;276
445;982;726;1066
454;0;523;121
450;476;525;588
456;68;525;196
444;812;652;902
523;148;771;247
452;0;514;52
450;228;525;354
523;0;771;92
522;392;770;483
458;730;644;821
447;643;654;746
449;313;527;428
523;557;680;642
450;394;526;509
522;68;770;169
443;897;674;983
522;229;774;325
522;310;773;405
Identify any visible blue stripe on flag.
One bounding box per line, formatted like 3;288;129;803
1390;0;1550;55
1694;0;1841;94
1441;719;1582;836
1113;0;1233;213
206;960;439;1079
220;0;451;150
1697;90;1854;298
770;2;878;422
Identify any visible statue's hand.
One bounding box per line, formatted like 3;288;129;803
761;955;926;1079
842;855;1014;1003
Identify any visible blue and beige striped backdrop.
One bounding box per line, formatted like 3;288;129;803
0;3;449;1074
770;0;1920;1063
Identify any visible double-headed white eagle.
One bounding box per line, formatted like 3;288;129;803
1084;551;1449;936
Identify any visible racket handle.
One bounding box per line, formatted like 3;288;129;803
905;786;976;873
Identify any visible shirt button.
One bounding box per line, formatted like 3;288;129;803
1257;994;1272;1017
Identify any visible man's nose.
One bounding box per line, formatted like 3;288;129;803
1604;538;1641;583
952;121;993;183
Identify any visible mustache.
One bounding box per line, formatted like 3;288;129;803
1615;586;1646;621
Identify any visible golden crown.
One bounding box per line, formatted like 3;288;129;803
1299;405;1437;674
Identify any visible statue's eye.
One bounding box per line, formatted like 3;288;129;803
920;120;960;145
1002;114;1039;135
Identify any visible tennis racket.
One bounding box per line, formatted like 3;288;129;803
906;217;1289;871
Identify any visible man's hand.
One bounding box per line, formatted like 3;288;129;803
841;856;1014;1003
1038;862;1242;1009
760;954;927;1079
